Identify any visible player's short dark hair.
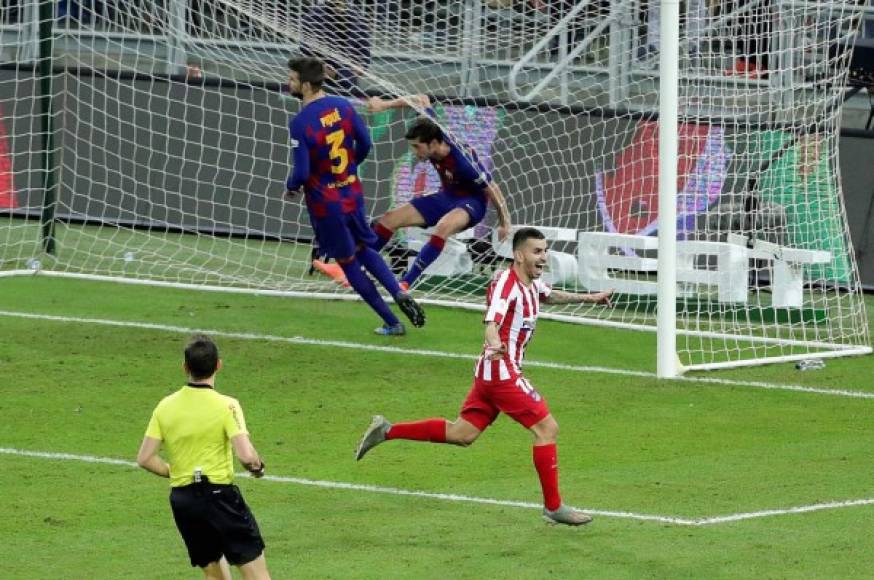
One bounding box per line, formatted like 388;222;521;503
512;227;546;251
288;57;325;90
405;117;443;144
185;334;220;380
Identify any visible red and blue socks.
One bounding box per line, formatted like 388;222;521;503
356;246;402;297
402;235;445;288
339;257;400;327
371;223;395;252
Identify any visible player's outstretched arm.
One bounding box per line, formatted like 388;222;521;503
485;182;512;241
543;289;614;307
367;94;431;114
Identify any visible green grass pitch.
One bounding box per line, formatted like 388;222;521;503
1;276;873;578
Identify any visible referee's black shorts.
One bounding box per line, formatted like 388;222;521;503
169;482;265;568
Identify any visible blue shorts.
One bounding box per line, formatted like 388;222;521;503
410;191;487;228
311;208;377;260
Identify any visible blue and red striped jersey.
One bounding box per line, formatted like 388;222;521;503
432;139;492;202
287;95;371;218
421;108;492;202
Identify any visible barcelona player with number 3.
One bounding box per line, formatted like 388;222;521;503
285;57;425;335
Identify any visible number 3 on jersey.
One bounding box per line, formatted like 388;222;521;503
326;129;349;175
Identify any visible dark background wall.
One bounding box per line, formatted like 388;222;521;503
2;69;872;287
838;135;874;289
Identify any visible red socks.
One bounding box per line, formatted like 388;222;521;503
374;223;394;242
385;425;561;510
385;423;561;510
533;443;562;511
386;419;447;443
427;234;446;251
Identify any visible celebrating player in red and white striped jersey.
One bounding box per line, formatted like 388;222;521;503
355;227;613;526
475;266;550;382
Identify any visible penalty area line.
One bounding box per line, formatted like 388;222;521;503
3;446;874;527
0;309;871;400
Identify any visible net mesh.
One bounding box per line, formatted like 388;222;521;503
0;0;869;368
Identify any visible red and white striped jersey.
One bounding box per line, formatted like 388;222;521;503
474;267;551;382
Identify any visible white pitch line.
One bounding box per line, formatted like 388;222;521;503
0;446;691;526
251;473;695;526
0;309;871;400
694;499;874;525
3;446;874;527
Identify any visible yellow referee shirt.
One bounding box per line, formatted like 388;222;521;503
145;385;248;487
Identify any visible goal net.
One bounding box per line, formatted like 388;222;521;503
0;0;869;371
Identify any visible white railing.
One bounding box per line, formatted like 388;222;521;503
508;0;627;104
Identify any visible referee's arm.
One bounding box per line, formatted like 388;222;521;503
232;433;265;478
137;436;170;478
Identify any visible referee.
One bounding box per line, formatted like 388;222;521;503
136;335;271;580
